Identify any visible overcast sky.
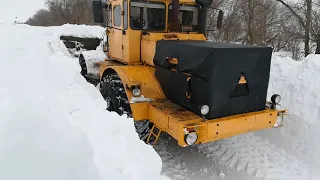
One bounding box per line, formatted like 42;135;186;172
0;0;46;23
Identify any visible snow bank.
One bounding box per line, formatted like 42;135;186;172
268;53;320;125
0;24;168;180
266;53;320;175
49;24;106;38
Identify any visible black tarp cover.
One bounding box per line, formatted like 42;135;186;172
154;40;273;119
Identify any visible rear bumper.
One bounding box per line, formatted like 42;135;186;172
179;109;279;147
130;100;287;147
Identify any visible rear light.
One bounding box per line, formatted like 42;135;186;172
184;132;198;145
200;105;210;115
271;94;281;104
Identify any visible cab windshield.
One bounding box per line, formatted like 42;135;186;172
169;4;199;32
130;1;166;31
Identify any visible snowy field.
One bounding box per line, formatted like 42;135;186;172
0;23;320;180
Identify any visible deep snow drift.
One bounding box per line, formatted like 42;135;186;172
266;53;320;175
0;24;168;180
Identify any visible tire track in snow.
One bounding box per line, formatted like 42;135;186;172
155;135;261;180
154;138;190;180
197;133;320;180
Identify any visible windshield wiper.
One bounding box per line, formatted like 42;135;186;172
143;0;150;9
178;3;186;11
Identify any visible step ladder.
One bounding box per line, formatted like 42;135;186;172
146;124;162;145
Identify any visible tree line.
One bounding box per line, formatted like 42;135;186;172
26;0;95;26
208;0;320;59
26;0;320;60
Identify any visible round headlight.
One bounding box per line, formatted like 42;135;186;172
271;94;281;104
201;105;210;115
132;88;141;97
185;132;198;145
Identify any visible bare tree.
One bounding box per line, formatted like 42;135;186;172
25;9;53;26
26;0;94;26
312;0;320;53
306;0;312;55
206;0;246;42
25;0;320;57
316;34;320;54
275;0;312;56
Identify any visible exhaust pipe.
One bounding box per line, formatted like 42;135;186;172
169;0;180;31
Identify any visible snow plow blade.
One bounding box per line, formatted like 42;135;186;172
130;99;287;147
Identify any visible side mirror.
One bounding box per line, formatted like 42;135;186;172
92;0;105;24
217;10;223;29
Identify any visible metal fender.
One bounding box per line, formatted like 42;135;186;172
100;64;166;120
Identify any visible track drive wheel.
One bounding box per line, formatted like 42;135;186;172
99;72;153;142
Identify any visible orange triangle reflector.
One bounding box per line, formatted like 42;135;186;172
230;72;249;98
238;73;247;84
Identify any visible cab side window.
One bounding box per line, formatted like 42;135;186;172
107;5;112;27
123;0;128;30
114;5;121;27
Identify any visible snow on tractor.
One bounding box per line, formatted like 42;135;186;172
78;0;288;147
60;36;101;57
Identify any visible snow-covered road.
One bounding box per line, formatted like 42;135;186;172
1;23;320;180
156;128;319;180
155;135;259;180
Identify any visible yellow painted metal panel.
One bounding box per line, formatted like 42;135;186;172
123;29;130;63
145;99;280;147
124;29;142;64
108;1;124;60
130;102;149;121
179;110;278;146
168;116;179;139
141;40;156;66
109;29;123;59
149;105;169;130
99;64;165;101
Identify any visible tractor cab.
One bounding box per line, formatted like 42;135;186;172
92;0;222;65
86;0;288;147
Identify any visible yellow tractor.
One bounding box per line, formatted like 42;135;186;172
80;0;287;147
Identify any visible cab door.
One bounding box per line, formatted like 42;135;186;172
109;1;123;60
